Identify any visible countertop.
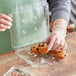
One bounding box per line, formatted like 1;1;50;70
0;32;76;76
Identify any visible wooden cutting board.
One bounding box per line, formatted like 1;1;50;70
0;32;76;76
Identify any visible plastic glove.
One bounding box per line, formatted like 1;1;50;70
0;14;12;32
44;24;67;51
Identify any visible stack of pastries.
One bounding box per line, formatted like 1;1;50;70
31;42;66;60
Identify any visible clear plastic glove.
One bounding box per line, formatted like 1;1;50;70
44;24;67;51
0;14;12;32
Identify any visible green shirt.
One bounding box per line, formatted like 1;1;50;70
0;0;50;54
0;0;13;54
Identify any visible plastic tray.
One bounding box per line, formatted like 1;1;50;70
15;46;58;68
4;65;49;76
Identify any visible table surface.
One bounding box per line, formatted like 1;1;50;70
0;32;76;76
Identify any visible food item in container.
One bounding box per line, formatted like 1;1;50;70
4;65;48;76
11;69;23;76
38;42;48;54
49;50;67;60
31;42;48;54
31;42;67;60
8;68;30;76
31;44;39;55
49;50;58;55
55;50;66;60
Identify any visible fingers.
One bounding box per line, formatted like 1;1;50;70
61;41;67;50
0;18;12;26
64;41;67;49
55;40;64;50
47;32;67;51
0;28;6;32
8;14;12;18
51;38;61;50
0;24;11;32
0;24;11;29
0;25;6;32
0;19;12;31
48;33;56;51
52;39;67;50
0;14;12;32
0;14;12;22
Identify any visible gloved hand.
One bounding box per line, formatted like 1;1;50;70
0;14;12;32
44;24;67;51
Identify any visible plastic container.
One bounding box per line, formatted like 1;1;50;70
15;46;58;68
4;65;49;76
10;0;50;50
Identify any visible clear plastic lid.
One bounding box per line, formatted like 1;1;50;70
4;65;49;76
15;46;61;68
10;0;50;50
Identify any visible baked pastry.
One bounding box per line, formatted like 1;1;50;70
31;42;48;54
31;44;39;54
38;42;48;54
31;42;67;60
49;50;66;59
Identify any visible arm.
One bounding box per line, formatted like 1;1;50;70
48;0;71;22
45;0;71;51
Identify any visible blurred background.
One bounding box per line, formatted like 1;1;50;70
49;0;76;34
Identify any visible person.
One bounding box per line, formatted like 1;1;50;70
0;0;71;54
45;0;71;51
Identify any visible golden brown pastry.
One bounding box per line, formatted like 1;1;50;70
31;42;67;60
49;50;66;59
31;44;39;54
38;42;48;54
